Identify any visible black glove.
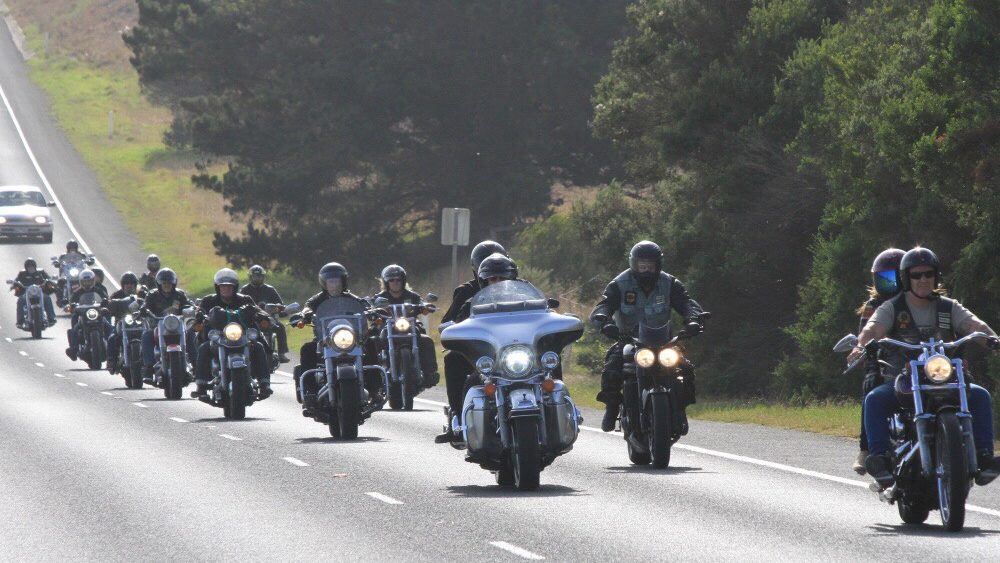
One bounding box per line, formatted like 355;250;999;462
989;336;1000;351
601;323;621;340
685;321;704;335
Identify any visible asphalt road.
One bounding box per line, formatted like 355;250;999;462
2;19;1000;562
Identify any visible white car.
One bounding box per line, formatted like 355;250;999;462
0;185;55;243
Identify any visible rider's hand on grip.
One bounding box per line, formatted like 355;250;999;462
685;321;704;336
601;323;621;341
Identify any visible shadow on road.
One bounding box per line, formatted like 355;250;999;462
604;465;709;475
867;522;1000;537
294;436;386;444
191;416;276;423
380;408;432;413
445;484;587;498
13;336;54;341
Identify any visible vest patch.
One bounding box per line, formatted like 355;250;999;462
624;291;637;305
896;311;912;330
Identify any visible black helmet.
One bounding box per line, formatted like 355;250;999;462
66;240;79;252
871;248;905;297
155;267;178;289
899;247;940;292
213;268;239;292
24;257;36;270
629;240;663;284
248;264;266;285
146;254;160;271
381;264;406;283
92;268;105;282
318;262;348;290
478;253;518;282
471;240;507;273
120;271;139;286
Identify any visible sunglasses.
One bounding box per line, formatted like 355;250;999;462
908;270;936;280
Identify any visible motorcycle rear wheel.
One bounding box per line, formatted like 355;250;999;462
649;394;672;469
512;417;541;491
936;411;969;532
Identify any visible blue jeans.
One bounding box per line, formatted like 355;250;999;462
864;381;994;456
16;294;55;325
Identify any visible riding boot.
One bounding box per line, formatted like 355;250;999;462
258;378;273;399
142;365;155;385
601;400;620;432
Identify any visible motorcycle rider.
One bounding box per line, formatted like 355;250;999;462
590;241;705;432
374;264;440;387
294;262;382;411
850;248;905;474
12;258;57;328
65;269;109;361
106;271;141;374
849;247;1000;486
435;252;523;443
240;264;290;363
137;268;195;383
55;240;88;305
139;254;161;289
92;268;109;294
192;268;272;399
435;240;507;442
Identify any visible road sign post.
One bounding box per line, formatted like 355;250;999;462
441;208;471;288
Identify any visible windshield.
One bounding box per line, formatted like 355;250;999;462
76;291;102;307
0;190;46;207
470;280;547;316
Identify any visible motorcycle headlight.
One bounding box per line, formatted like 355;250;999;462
540;351;560;370
0;217;5;224
224;323;243;342
658;348;681;368
500;346;534;378
330;327;356;351
124;314;135;325
163;315;181;332
34;216;47;224
476;356;495;374
85;308;99;320
924;355;953;383
69;268;80;277
635;348;655;368
393;318;411;333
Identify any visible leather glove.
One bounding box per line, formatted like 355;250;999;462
685;321;704;335
601;323;621;340
988;336;1000;351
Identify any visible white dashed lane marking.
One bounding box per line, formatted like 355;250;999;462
34;362;44;367
283;457;310;467
219;434;242;441
132;403;148;408
490;542;545;560
170;417;188;423
365;492;404;505
75;382;87;387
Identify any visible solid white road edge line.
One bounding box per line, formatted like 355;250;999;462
490;541;545;561
283;457;310;467
413;397;1000;519
365;492;403;505
0;80;120;290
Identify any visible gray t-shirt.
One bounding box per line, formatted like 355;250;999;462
870;296;977;337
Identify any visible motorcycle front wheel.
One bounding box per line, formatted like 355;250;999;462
30;308;43;339
648;393;672;469
936;411;969;532
336;377;360;440
512;417;541;491
164;352;184;400
228;368;250;420
127;342;143;389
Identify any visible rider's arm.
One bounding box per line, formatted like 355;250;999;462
952;301;997;341
589;281;621;329
850;317;889;363
668;277;704;322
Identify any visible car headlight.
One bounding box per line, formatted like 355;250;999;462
658;348;681;368
224;323;243;342
924;355;953;383
69;268;80;277
540;351;560;370
393;318;411;333
635;348;655;368
85;308;99;320
34;216;47;224
500;346;533;378
476;356;495;374
330;327;356;351
162;315;181;332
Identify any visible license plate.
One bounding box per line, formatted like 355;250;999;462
166;344;182;352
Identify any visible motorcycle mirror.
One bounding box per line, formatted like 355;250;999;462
438;321;454;333
283;302;301;315
5;280;12;284
832;334;859;353
547;298;560;309
373;297;390;307
425;293;438;303
182;307;196;317
592;313;608;325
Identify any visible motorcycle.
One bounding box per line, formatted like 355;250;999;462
7;279;55;339
142;309;194;400
371;294;437;410
615;314;709;468
198;305;269;419
111;299;147;389
835;331;993;531
291;296;387;439
439;280;583;491
71;291;109;369
51;254;94;308
259;301;300;369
